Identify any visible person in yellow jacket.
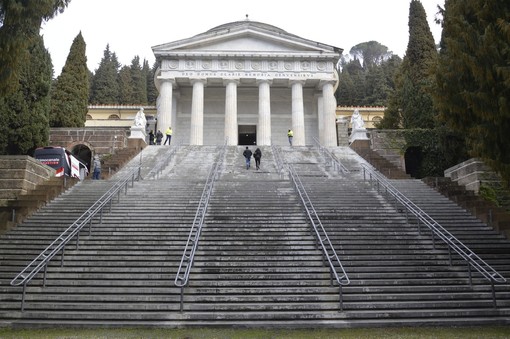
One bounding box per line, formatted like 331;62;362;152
287;129;293;146
163;127;172;145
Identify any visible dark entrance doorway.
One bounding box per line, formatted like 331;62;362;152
404;146;423;178
238;125;256;145
71;144;92;173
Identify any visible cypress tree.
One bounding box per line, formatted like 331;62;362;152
118;65;133;105
90;45;120;104
435;0;510;185
400;0;437;128
50;31;89;127
380;0;437;129
0;34;52;155
0;0;70;96
146;60;158;106
130;56;147;105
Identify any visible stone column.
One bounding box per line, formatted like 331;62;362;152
224;79;239;145
317;94;324;145
291;80;306;146
190;78;206;145
157;79;174;134
257;79;272;146
321;80;337;147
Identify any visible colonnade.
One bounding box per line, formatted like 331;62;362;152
157;77;338;146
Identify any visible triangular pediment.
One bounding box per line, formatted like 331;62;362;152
153;21;341;56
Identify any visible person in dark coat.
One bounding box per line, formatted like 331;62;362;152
242;147;252;170
253;148;262;170
155;130;163;145
148;130;155;145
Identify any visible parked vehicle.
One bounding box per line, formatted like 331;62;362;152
33;146;88;180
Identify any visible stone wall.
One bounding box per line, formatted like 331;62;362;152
369;129;406;171
49;127;130;156
445;158;500;193
336;119;349;146
0;156;54;201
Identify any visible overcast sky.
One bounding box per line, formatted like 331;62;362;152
42;0;444;76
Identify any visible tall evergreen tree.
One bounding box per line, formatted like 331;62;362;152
379;0;437;128
0;0;70;96
89;45;120;104
146;60;158;106
130;56;147;105
0;34;52;154
50;31;89;127
434;0;510;185
118;65;133;105
400;0;437;128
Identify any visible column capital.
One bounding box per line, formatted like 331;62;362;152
156;76;176;84
256;78;273;85
319;79;336;88
190;77;207;85
289;79;306;87
223;78;240;86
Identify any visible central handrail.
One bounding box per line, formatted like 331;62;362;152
313;137;349;174
271;142;286;177
145;144;181;179
174;142;227;311
274;143;350;310
360;163;506;307
10;165;141;311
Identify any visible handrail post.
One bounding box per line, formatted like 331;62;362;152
60;246;65;267
88;215;93;236
75;232;80;250
467;262;473;286
339;285;343;312
43;264;48;287
21;283;26;312
491;280;497;309
180;286;184;312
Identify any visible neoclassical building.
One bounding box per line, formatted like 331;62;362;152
152;20;342;146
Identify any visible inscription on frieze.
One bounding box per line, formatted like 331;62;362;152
163;59;334;77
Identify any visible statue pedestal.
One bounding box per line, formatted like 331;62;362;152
349;128;369;144
129;125;147;140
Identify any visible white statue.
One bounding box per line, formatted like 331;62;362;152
134;107;147;127
350;109;365;130
349;108;368;143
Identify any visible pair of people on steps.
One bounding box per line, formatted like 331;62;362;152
243;147;262;170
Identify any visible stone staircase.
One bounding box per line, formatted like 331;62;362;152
0;145;508;328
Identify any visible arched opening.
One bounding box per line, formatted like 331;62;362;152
404;146;423;178
70;144;93;174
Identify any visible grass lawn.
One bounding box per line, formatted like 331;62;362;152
0;326;510;339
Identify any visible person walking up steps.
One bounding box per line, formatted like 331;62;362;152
163;127;172;145
253;148;262;170
243;147;252;169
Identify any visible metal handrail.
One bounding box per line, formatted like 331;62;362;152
361;163;507;307
145;144;180;179
10;165;141;311
313;137;349;174
174;142;227;311
271;142;286;178
287;162;350;311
